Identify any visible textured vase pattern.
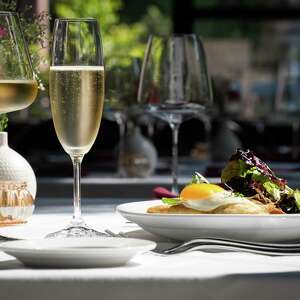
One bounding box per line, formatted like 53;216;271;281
0;132;36;198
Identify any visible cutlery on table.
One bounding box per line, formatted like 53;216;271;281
154;237;300;256
104;229;128;238
104;230;300;256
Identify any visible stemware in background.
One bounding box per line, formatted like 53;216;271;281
105;56;140;176
275;42;300;159
49;18;105;237
138;34;212;194
0;12;38;114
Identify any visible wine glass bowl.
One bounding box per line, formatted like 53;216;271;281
138;34;212;193
50;66;104;157
105;56;140;112
105;56;141;176
0;12;38;113
138;35;212;113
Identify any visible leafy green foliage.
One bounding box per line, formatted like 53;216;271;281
54;0;171;59
0;0;17;11
0;0;49;74
0;0;49;124
0;114;8;131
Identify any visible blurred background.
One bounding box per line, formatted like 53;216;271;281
3;0;300;185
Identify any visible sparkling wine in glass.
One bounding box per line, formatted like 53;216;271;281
0;12;38;113
48;18;105;237
138;34;212;194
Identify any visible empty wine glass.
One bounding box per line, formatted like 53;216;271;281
275;42;300;159
138;34;212;193
105;56;140;176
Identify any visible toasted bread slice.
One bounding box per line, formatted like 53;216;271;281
147;204;204;214
213;203;268;214
147;202;269;215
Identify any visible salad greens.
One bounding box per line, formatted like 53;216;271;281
294;190;300;210
221;149;299;213
161;149;300;214
161;197;181;206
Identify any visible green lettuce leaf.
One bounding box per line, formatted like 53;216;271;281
221;159;252;182
221;158;284;201
263;181;281;202
294;190;300;210
161;197;182;206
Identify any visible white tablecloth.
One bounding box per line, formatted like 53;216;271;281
0;200;300;300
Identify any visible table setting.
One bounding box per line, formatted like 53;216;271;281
1;9;300;300
2;201;300;300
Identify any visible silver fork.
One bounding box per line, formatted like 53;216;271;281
154;237;300;256
103;231;300;256
104;229;128;238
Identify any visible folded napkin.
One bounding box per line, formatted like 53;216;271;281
153;187;177;199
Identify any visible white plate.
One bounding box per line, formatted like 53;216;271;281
0;237;156;268
117;200;300;242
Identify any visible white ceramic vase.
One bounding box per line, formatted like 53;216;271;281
120;126;157;177
0;132;36;198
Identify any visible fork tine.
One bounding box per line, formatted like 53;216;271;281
104;229;128;238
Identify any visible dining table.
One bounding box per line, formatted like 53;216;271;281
0;197;300;300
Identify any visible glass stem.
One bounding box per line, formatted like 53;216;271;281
71;155;84;227
170;122;180;195
116;116;126;177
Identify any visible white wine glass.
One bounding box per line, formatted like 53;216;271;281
105;56;140;176
138;34;212;194
48;18;105;237
0;12;38;113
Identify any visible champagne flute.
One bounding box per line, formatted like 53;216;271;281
48;18;105;237
138;34;212;194
0;12;38;113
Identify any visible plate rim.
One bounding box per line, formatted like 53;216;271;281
0;237;156;253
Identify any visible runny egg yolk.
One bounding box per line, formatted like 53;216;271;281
180;183;224;200
178;183;254;212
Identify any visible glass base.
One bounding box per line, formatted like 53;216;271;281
46;225;107;238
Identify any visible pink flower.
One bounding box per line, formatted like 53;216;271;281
0;26;7;38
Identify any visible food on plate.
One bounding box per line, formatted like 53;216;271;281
148;180;268;215
147;204;200;214
148;149;300;215
221;149;300;214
